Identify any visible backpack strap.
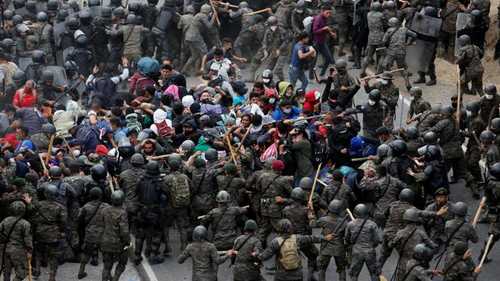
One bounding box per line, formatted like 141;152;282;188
351;218;368;245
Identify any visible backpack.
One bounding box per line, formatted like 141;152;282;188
170;174;190;208
276;235;301;270
303;16;315;37
155;120;173;138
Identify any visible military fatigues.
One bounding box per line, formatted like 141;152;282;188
119;24;147;63
164;171;192;251
119;167;146;232
216;175;246;206
443;252;477;281
482;176;500;260
190;166;218;225
249;25;289;81
321;180;356;211
283;201;319;276
177;241;228;281
465;113;486;196
359;101;389;139
428;116;471;187
344;218;382;281
32;199;67;280
317;214;349;281
440;0;463;59
0;216;33;281
456;43;484;96
135;173;168;260
361;10;385;75
78;200;109;276
382;27;415;87
408;97;431;120
98;205;130;281
444;217;478;257
372;175;407;227
202;206;247;250
257;172;293;246
179;13;206;75
231;7;254;58
424;202;454;245
402;259;434;281
378;200;414;268
390;224;437;281
231;233;263;281
332;0;353;55
33;22;55;64
258;234;324;281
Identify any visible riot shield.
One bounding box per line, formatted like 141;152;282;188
409;13;442;38
407;40;436;73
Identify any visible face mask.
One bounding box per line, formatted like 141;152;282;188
283;108;292;114
269;98;276;104
466;110;472;117
270;26;277;32
263;78;270;83
368;99;376;106
486;94;494;100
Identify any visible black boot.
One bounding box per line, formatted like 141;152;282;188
414;72;426;84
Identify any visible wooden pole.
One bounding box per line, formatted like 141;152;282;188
308;163;323;207
243;8;271;16
478;234;494;269
226;134;238;166
237;128;251;151
46;135;55;166
27;255;32;281
359;68;405;81
456;65;461;128
209;0;221;25
346;208;355;221
472;197;486;228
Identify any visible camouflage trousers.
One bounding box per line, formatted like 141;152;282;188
3;248;29;281
349;248;380;281
33;242;60;279
102;250;128;281
318;253;347;281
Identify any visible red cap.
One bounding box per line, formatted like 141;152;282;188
272;160;285;171
95;144;109;156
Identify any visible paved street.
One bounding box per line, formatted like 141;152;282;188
10;34;493;280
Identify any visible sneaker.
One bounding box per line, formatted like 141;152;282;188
426;79;437;86
77;272;88;279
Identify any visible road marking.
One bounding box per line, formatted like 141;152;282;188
131;236;162;281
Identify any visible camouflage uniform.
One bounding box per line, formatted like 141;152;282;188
98;204;130;281
390;224;437;281
231;233;263;281
202;206;247;250
317;214;349;281
179;11;206;75
344;218;382;281
77;199;109;277
378;200;414;268
216;175;246;206
177;240;228;281
361;9;385;75
32;199;67;280
456;43;484;96
164;171;192;251
0;213;32;281
256;171;292;246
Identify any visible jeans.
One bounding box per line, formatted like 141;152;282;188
312;41;335;76
288;65;308;90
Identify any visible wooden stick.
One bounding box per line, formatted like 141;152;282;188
346;208;355;221
308;163;323;207
62;137;75;160
226;134;238;166
351;156;371;162
236;128;251;151
107;173;115;192
209;0;221;25
243;8;271;16
214;1;239;8
46;135;55;166
478;234;494;269
147;154;171;160
39;153;49;175
472;197;486;228
28;255;32;281
456;65;461;128
359;68;405;81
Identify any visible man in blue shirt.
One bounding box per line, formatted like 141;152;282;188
289;32;316;91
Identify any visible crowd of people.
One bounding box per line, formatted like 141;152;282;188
0;0;499;281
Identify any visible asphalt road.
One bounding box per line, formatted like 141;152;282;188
145;63;497;281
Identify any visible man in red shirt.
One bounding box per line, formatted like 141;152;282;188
12;80;37;109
